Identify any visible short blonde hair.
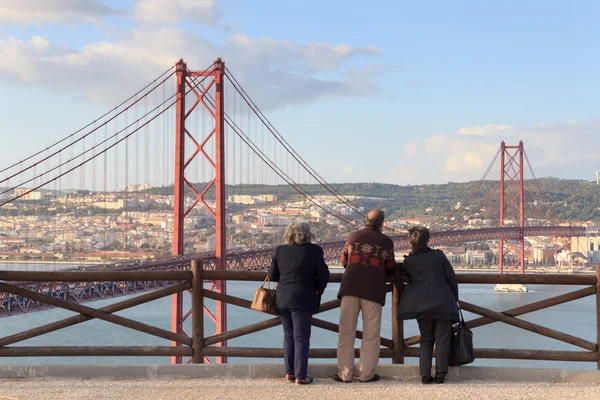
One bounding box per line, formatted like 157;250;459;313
284;222;314;245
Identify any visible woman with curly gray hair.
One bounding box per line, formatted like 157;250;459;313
269;222;330;385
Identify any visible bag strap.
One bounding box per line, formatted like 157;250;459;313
262;275;278;290
458;308;467;328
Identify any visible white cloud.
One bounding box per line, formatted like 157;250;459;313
0;30;381;109
228;34;380;73
404;141;417;158
457;124;513;136
342;165;354;173
444;150;492;172
0;0;119;25
424;135;497;174
133;0;218;25
30;36;49;50
423;135;449;155
0;36;45;81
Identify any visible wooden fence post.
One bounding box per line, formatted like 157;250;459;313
192;260;204;364
392;263;404;364
596;264;600;370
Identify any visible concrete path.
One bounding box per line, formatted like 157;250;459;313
1;377;600;400
2;364;600;399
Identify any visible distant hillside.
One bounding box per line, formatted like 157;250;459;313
146;178;600;222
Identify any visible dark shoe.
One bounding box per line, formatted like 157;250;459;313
295;376;313;385
333;374;352;383
435;376;445;384
285;374;295;383
421;376;434;384
359;374;380;383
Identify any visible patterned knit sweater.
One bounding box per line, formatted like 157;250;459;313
337;226;396;306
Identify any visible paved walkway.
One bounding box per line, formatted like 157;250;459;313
2;378;600;400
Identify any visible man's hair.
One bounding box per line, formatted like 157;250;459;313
365;208;385;228
408;226;430;251
284;222;315;245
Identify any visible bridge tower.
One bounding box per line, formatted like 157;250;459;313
172;58;227;363
499;141;525;274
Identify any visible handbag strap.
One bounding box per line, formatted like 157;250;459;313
458;308;467;328
262;275;278;290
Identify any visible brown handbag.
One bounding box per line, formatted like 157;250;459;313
250;276;277;313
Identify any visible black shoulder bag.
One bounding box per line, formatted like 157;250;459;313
449;308;475;366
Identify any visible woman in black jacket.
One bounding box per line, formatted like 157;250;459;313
397;226;459;384
269;222;330;385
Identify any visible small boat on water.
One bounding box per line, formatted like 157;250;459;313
494;284;528;293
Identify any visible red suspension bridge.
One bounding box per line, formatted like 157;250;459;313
0;59;586;363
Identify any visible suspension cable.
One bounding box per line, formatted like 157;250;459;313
186;73;358;226
0;64;177;176
225;67;366;218
1;63;215;205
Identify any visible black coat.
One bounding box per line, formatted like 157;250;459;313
268;243;330;313
397;247;459;321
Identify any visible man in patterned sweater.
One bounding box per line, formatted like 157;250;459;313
335;208;396;383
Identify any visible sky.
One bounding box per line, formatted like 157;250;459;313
1;0;599;185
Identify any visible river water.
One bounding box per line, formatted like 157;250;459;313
0;265;596;370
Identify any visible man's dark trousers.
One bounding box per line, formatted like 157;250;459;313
417;318;453;378
278;309;312;379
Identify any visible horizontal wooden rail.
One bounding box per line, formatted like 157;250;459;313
0;346;192;357
402;347;599;362
457;274;596;285
1;270;594;285
203;270;345;283
203;346;394;359
0;270;192;282
201;271;597;285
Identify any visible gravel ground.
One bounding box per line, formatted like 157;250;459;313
1;378;600;400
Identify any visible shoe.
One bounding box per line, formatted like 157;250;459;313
435;376;445;384
359;374;380;383
421;376;434;384
285;374;295;383
295;376;314;385
333;374;352;383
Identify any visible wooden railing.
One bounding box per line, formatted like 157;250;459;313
0;263;599;369
0;270;194;358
